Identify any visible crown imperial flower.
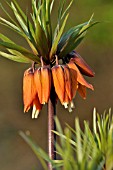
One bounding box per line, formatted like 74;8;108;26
0;0;98;118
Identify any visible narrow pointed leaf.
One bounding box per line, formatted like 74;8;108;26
35;16;49;58
0;17;21;34
46;0;52;48
50;14;69;59
61;0;73;20
11;2;28;34
57;22;88;54
19;131;52;164
58;21;98;58
0;51;30;63
13;0;27;21
0;40;40;63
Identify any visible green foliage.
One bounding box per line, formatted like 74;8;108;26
20;109;113;170
0;0;97;64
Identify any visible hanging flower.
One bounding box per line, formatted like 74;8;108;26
0;0;98;118
23;67;42;118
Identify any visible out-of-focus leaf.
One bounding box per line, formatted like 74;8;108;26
53;130;76;147
55;116;64;148
19;131;49;170
75;118;82;163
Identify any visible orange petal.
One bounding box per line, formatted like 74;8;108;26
68;67;78;99
34;68;42;103
41;66;51;104
68;61;94;90
32;96;42;119
78;84;86;99
70;51;95;77
23;68;37;112
63;65;72;101
52;65;65;104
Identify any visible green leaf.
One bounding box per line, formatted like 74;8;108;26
55;116;64;148
0;2;19;27
50;14;69;59
12;0;27;21
58;21;99;58
75;118;82;163
19;131;50;170
35;15;49;58
61;0;73;21
0;17;21;34
0;40;40;63
0;51;30;63
50;0;55;13
0;33;14;43
11;2;28;34
46;0;52;49
57;22;88;54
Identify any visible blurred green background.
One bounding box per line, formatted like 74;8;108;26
0;0;113;170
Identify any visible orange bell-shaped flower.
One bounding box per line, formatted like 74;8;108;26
23;68;37;112
34;57;51;104
52;57;65;104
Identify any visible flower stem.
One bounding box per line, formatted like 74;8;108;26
48;86;56;170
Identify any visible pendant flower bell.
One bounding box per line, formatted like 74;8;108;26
0;0;97;118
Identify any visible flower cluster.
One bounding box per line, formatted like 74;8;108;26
23;51;94;118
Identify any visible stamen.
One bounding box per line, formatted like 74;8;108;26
32;105;36;119
63;102;68;108
68;101;75;112
35;110;40;118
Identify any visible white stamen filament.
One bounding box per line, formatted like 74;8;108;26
32;105;36;119
35;110;39;118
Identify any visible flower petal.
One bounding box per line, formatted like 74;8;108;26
63;65;72;101
34;68;42;103
41;66;51;104
23;68;37;112
68;61;94;90
78;84;86;99
52;65;65;104
69;67;78;99
69;51;95;77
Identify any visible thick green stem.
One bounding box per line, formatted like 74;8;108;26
48;86;56;170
